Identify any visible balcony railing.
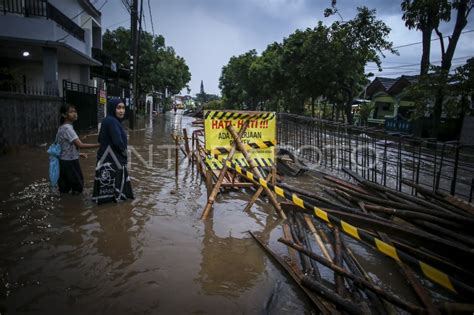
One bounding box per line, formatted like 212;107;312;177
0;83;59;96
1;0;85;41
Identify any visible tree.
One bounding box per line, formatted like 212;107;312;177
219;50;259;109
401;0;473;136
218;5;395;121
450;58;474;119
327;7;396;123
401;0;451;76
102;27;191;97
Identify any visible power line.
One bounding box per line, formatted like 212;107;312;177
121;0;131;13
365;55;474;71
373;61;467;77
147;0;155;37
391;29;474;49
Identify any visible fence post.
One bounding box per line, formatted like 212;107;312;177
450;142;460;195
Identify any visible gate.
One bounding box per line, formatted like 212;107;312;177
63;80;98;131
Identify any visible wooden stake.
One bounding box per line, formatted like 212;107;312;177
200;121;250;219
205;169;213;198
183;128;190;158
248;231;335;314
175;134;179;177
359;201;440;315
227;124;286;220
243;172;272;212
304;215;333;262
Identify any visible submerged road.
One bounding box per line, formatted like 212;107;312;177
0;111;418;313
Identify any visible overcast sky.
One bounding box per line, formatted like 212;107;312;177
98;0;474;96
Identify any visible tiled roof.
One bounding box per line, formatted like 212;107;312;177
377;77;398;90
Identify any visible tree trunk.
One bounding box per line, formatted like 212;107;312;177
432;0;470;138
420;28;433;76
346;100;353;125
432;85;445;139
441;0;469;72
345;89;354;125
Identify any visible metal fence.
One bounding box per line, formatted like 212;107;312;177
278;113;474;202
0;83;59;96
63;80;97;131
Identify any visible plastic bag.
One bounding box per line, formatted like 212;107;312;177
47;142;61;187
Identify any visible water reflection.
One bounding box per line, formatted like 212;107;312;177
95;204;136;267
197;209;281;297
0;114;313;314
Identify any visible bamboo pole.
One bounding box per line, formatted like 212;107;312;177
340;239;393;315
362;180;464;217
227;124;286;220
248;231;336;314
205;169;213;198
200;121;250;219
333;227;347;298
301;276;363;315
335;185;473;224
358;201;439;314
360;203;466;229
303;214;333;262
175;134;179;177
191;131;195;168
243;172;272;212
279;238;425;314
183;128;191;158
280;202;472;259
195;136;203;175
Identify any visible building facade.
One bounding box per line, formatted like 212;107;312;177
0;0;102;95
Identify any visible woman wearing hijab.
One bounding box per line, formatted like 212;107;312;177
92;98;134;204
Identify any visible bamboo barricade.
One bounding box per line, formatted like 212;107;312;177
195;111;283;220
183;110;474;313
216;157;474;298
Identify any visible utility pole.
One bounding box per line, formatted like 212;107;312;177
129;0;138;129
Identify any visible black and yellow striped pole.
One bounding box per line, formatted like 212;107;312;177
217;157;474;298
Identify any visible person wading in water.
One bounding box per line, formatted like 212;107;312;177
56;104;99;194
92;98;134;204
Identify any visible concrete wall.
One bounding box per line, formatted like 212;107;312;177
58;64;82;89
6;61;86;96
7;60;44;87
0;92;62;152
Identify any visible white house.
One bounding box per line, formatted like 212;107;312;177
0;0;102;95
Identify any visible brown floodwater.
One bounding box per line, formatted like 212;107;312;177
0;112;425;314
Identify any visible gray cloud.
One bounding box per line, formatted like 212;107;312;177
100;0;474;95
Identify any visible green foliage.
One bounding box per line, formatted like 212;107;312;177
219;50;259;110
203;99;224;110
358;102;374;125
401;0;473;134
102;27;191;96
404;61;473;120
218;6;395;122
401;0;451;31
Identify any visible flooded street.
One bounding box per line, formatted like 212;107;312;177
0;112;434;314
0;113;313;314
